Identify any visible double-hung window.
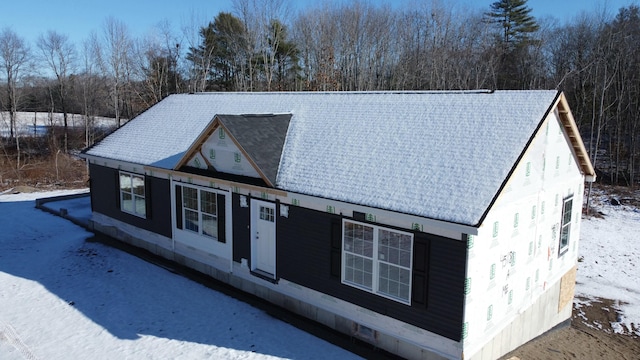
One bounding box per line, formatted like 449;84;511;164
182;185;218;239
558;196;573;256
119;171;146;217
342;220;413;304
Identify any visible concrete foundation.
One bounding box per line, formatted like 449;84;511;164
465;273;573;360
89;215;572;360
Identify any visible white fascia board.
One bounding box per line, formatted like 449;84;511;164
84;155;152;175
277;191;477;239
144;166;477;238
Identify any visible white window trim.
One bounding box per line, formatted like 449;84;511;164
558;196;573;256
341;219;413;305
180;183;219;240
119;171;146;218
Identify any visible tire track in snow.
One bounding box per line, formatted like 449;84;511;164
0;321;39;360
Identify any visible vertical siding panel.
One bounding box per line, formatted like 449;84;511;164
217;193;226;243
149;177;171;236
330;218;342;278
232;193;250;263
412;237;430;307
145;177;152;219
175;185;182;229
114;170;121;209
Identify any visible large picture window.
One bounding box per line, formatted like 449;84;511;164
342;220;413;304
119;171;146;217
558;196;573;256
181;185;218;239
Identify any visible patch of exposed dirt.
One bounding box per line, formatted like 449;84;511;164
502;299;640;360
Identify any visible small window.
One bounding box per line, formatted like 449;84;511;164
259;206;274;222
558;196;573;256
342;220;413;304
119;171;146;217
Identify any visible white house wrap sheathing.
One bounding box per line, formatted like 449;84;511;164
462;109;585;359
85;91;559;226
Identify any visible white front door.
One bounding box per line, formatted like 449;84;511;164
251;199;276;278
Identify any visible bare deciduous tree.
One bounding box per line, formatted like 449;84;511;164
233;0;292;91
100;17;133;127
0;28;30;140
37;30;77;152
80;32;102;147
0;28;31;176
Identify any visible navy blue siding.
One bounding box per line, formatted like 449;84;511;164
89;164;172;237
232;193;251;263
275;205;466;341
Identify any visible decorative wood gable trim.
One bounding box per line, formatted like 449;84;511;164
554;93;596;182
174;117;220;171
173;116;276;187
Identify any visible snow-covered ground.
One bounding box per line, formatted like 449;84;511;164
0;111;119;137
575;187;640;336
0;186;638;359
0;189;362;360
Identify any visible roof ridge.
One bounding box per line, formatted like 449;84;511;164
184;89;532;96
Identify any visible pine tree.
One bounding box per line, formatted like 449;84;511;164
486;0;539;49
485;0;540;89
186;13;247;91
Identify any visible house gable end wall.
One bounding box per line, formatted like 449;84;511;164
462;108;587;359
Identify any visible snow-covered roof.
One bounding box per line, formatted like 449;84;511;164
84;90;562;226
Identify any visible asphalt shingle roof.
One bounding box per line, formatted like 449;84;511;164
84;90;560;226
